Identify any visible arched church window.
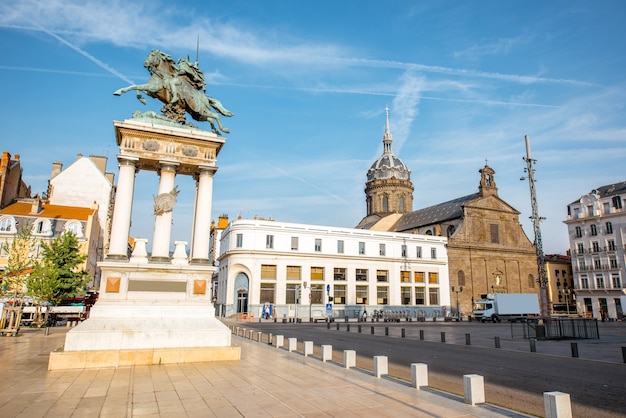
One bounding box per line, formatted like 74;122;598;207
528;274;536;289
447;225;456;238
399;197;405;212
457;270;466;287
425;229;432;235
382;196;389;212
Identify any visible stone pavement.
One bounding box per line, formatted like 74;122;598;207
0;325;532;417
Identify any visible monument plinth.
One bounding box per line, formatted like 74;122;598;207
49;118;239;370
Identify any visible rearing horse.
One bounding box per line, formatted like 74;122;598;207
114;50;233;135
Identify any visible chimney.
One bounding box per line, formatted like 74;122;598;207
51;161;63;179
31;197;42;214
89;155;107;174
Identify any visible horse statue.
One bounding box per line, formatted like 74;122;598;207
114;50;233;135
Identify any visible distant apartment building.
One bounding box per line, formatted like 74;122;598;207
564;181;626;320
0;198;101;289
544;254;574;315
215;218;449;319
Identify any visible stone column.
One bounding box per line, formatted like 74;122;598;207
106;156;138;260
190;165;217;264
150;161;179;262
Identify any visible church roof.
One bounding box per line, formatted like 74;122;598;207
367;107;410;181
392;193;479;232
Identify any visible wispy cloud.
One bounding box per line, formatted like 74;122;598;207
453;35;530;60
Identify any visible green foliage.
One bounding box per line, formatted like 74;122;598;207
27;232;89;305
1;224;37;302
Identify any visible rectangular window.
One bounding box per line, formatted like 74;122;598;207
400;271;410;283
612;195;623;209
401;287;412;305
612;274;621;288
315;238;322;252
428;288;439;305
592;242;600;252
334;267;346;281
376;270;388;282
337;240;344;254
416;246;422;258
311;284;324;304
610;258;618;269
594;258;601;269
401;244;407;257
356;285;368;304
608;240;616;251
591;225;598;236
577;243;584;254
359;242;365;255
379;243;386;256
356;269;368;281
431;247;437;259
260;283;275;303
291;236;298;251
581;275;589;289
587;205;594;216
606;222;613;234
575;226;582;238
266;235;274;249
261;264;277;279
377;286;388;304
490;224;499;244
311;266;324;281
334;285;346;304
428;272;439;284
286;266;301;280
286;283;297;304
414;271;425;283
415;287;425;305
596;274;605;289
236;233;243;248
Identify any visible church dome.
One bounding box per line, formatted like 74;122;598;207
367;108;410;182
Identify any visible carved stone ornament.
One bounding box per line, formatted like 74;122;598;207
142;140;159;152
182;145;199;157
153;186;180;216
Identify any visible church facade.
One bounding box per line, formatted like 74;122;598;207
356;110;539;316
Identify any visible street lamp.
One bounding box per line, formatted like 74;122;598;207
560;288;571;315
451;285;463;317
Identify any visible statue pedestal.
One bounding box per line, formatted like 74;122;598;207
49;257;239;370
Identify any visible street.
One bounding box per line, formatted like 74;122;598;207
231;319;626;417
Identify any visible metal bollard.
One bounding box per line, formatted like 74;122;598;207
419;330;424;340
495;336;501;348
570;342;579;358
327;321;330;329
530;338;537;352
385;326;389;336
358;325;362;333
622;347;626;363
401;328;405;338
371;326;375;335
441;332;446;343
336;323;340;331
268;333;273;345
45;327;49;336
347;324;350;332
465;333;471;345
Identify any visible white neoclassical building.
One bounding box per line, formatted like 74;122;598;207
564;181;626;320
215;218;450;320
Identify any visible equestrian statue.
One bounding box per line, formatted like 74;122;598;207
114;49;233;135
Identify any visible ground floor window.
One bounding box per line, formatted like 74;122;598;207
333;285;346;304
356;285;368;304
415;287;425;305
311;284;324;304
260;283;275;304
285;283;297;304
377;286;388;304
401;287;411;304
428;288;439;305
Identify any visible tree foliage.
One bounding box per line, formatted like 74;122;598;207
27;232;89;305
1;224;37;303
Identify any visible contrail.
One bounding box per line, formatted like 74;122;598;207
34;23;135;85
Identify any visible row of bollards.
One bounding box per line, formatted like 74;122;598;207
229;324;574;416
330;323;626;362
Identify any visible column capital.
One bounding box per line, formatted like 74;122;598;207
117;155;139;167
194;165;218;181
158;160;180;175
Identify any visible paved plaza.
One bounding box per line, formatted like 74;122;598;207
0;324;536;417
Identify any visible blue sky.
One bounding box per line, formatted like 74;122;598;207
2;0;625;255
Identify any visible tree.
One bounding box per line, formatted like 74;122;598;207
1;224;37;304
28;232;89;306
